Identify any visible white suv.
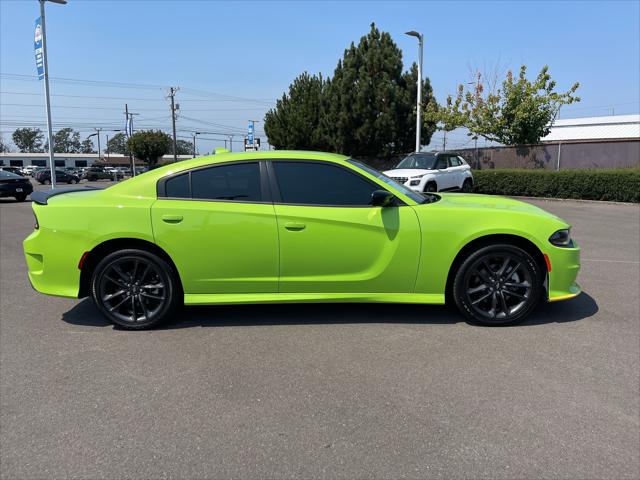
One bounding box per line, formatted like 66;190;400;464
383;152;473;193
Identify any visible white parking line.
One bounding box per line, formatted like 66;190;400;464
581;258;640;264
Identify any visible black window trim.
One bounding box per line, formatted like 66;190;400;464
266;158;406;208
156;160;272;204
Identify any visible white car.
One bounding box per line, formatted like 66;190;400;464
384;152;474;193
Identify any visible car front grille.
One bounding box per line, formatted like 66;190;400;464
391;176;408;184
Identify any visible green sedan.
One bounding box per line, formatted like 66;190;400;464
24;151;581;329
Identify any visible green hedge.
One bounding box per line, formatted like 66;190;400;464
472;168;640;203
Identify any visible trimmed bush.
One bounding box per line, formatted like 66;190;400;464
472;168;640;203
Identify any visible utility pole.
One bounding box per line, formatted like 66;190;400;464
443;131;447;150
168;87;179;162
124;104;139;176
192;132;198;158
228;134;233;152
94;127;102;159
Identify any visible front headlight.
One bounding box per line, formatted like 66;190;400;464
410;175;424;186
549;229;572;247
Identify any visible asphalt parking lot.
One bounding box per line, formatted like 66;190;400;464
1;183;639;479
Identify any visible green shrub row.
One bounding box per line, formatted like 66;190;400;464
472;168;640;203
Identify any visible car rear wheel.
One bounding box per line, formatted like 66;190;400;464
453;244;543;326
43;179;50;185
90;249;181;329
461;178;473;193
15;194;27;202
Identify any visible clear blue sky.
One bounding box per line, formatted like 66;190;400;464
1;0;639;153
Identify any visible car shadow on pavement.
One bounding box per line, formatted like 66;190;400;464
62;292;598;330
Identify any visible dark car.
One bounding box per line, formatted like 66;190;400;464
0;170;33;201
82;167;123;182
35;169;80;185
0;166;25;176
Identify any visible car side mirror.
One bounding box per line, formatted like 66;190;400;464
370;190;396;207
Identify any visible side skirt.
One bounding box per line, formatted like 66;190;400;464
184;292;446;306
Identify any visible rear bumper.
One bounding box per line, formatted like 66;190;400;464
547;241;581;302
0;183;33;197
23;227;81;298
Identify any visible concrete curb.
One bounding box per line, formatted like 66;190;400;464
507;195;638;206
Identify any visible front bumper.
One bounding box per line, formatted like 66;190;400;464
546;241;581;302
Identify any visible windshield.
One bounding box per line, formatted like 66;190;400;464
346;159;438;205
395;153;437;170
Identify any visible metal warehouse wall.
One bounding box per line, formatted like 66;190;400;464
452;139;640;170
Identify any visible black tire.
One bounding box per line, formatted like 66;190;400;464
453;244;543;326
67;178;73;184
15;194;27;202
461;178;473;193
424;182;437;193
43;179;50;185
90;249;181;330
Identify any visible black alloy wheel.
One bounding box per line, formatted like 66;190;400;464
453;244;542;325
91;249;180;329
462;179;473;193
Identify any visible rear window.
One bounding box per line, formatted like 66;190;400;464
0;170;22;179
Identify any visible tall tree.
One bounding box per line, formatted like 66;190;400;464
52;127;82;153
80;137;96;154
320;23;436;157
12;128;44;152
175;139;194;156
0;136;11;153
428;65;580;145
126;130;171;166
106;132;127;154
264;72;327;150
263;24;437;158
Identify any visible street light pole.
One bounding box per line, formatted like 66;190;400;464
39;0;66;188
405;30;423;153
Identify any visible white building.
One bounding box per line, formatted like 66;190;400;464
542;114;640;142
0;153;195;169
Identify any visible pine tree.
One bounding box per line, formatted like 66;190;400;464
264;72;327;150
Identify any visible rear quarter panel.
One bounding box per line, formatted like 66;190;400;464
24;190;155;297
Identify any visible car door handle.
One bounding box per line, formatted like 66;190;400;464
284;222;306;231
162;214;183;224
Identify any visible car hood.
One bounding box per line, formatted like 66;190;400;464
384;168;435;177
429;193;565;222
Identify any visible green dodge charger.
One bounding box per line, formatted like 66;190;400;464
24;151;581;329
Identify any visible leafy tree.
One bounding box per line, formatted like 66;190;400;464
106;132;127;154
428;65;580;145
0;136;11;153
264;72;327;150
175;139;194;155
264;24;437;158
52;127;82;153
12;127;44;152
80;137;96;154
127;130;171;166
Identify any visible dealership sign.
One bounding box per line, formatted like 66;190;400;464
34;17;44;80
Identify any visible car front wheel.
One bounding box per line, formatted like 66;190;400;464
90;249;181;329
453;244;543;326
424;182;437;193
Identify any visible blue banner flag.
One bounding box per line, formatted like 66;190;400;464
34;17;44;80
247;122;254;145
